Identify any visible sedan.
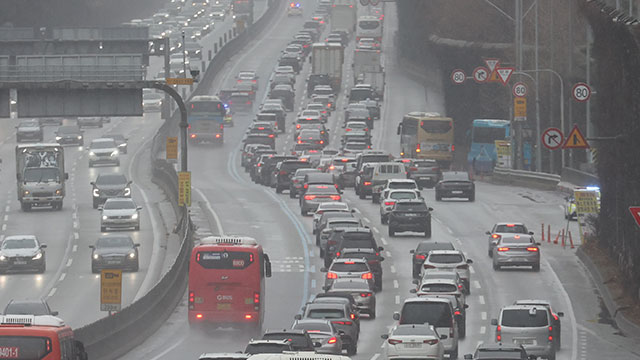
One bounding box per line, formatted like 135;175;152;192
87;138;120;167
299;184;342;216
102;134;128;154
486;222;533;257
292;319;343;355
16;120;44;143
382;324;445;360
3;299;58;316
435;171;475;201
0;235;46;274
142;91;163;112
99;198;142;232
313;202;352;233
295;303;359;355
492;234;541;271
422;250;473;294
77;117;103;128
325;278;376;318
379;189;421;224
55;125;84;146
410;241;456;279
322;258;374;290
89;234;140;273
91;173;132;208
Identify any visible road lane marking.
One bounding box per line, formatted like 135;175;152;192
194;188;225;236
3;206;8;212
310;265;316;273
470;266;475;274
479;295;486;304
3;215;7;221
66;259;72;267
372;227;379;234
48;288;56;297
73;233;79;240
480;326;486;334
59;273;66;282
473;280;481;289
1;224;6;231
390;265;396;273
72;245;77;252
370;354;379;360
380;237;388;245
481;312;487;320
363;217;371;223
395;295;400;304
393;280;399;288
311;279;316;288
385;250;392;257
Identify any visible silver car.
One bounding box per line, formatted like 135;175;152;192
486;222;533;257
292;319;343;355
322;258;374;290
0;235;46;274
313;202;351;233
379;189;421;224
492;234;541;271
299;184;342;216
422;250;473;295
418;269;463;293
382;324;445;360
87;138;120;167
325;278;376;319
99;198;142;232
492;305;557;360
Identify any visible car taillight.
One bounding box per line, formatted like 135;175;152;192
416;143;421;153
327;272;338;279
527;247;539;252
388;338;402;345
189;291;195;309
327;337;338;344
296;124;301;129
335;251;340;257
360;292;372;297
190;134;197;138
346;128;351;131
303;184;308;189
497;247;510;252
304;195;316;200
457;264;469;269
196;313;203;319
415;254;426;260
332;320;352;325
364;181;372;186
361;272;373;279
496;325;502;341
254;292;260;304
492;234;501;239
349;313;355;320
454;310;461;316
215;134;221;138
424;339;439;345
384;201;395;206
451;144;455;152
245;314;253;319
553;314;559;321
329;195;341;201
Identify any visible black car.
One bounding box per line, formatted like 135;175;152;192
91;173;132;209
464;343;528;360
355;163;375;199
435;171;475;201
338;247;384;291
261;329;315;351
16;120;43;143
388;199;433;238
275;160;312;194
278;53;301;74
270;85;295;111
3;299;58;316
243;133;276;149
89;234;140;273
259;106;287;133
307;74;332;95
258;155;297;186
410;241;456;278
102;134;128;154
325;227;383;268
55;125;84;146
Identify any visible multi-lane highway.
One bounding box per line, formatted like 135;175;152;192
119;1;640;360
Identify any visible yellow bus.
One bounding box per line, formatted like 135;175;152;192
397;112;454;165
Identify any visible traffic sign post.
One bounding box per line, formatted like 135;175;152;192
496;67;514;85
101;269;122;313
178;171;192;207
472;67;489;84
563;125;590;149
451;69;466;85
513;98;527;121
484;58;500;72
166;137;178;160
574;189;600;244
542;128;564;150
629;207;640;228
572;82;591;102
512;82;527;98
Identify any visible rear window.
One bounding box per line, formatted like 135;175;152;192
244;343;289;354
331;262;368;272
327;221;359;229
377;164;401;174
442;172;470;181
394;203;427;212
307;185;338;194
195;251;254;269
307;309;345;319
282;162;311;171
476;349;525;359
362;155;391;163
0;336;49;359
428;254;463;264
262;334;309;349
389;182;416;189
414;160;438;168
495;225;528;233
390;192;417;200
420;119;452;134
293;322;332;332
330;281;369;291
420;284;458;293
501;236;534;244
417;242;455;252
501;309;549;327
400;302;452;327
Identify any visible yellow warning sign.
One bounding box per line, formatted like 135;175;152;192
166;137;178;160
166;77;194;85
574;189;599;214
178;171;191;207
100;269;122;312
563;125;590;149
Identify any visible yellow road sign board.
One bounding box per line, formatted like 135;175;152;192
178;171;191;207
574;189;599;214
166;77;194;85
563;125;590;149
514;98;527;121
166;137;178;160
495;140;511;156
100;269;122;312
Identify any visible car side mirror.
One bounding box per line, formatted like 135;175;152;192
137;206;142;211
412;279;419;285
320;267;327;272
464;354;473;359
464;304;469;309
294;314;302;320
409;249;415;254
466;259;473;264
485;231;491;235
381;334;389;340
557;312;565;317
51;311;59;316
351;209;356;213
89;245;94;249
378;246;384;251
491;319;498;326
128;181;133;185
90;182;95;186
529;231;534;235
428;207;433;211
40;244;47;249
134;243;141;247
440;334;448;340
536;242;541;246
322;285;329;291
65;173;69;180
98;206;104;211
392;312;400;321
409;289;417;294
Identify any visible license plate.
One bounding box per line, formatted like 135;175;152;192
514;339;534;345
217;303;232;310
404;213;419;217
108;260;121;265
404;343;421;348
14;260;27;265
452;190;463;194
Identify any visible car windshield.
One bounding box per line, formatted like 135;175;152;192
293;322;332;332
2;239;36;249
104;200;135;210
394;203;427;212
401;302;451;327
390;192;417;200
307;309;345;319
495;224;528;233
331;262;368;272
91;140;116;149
429;254;463;264
19;121;38;128
97;236;132;248
442;172;470;181
420;283;458;293
96;174;127;185
501;309;549;327
4;302;48;315
23;168;60;183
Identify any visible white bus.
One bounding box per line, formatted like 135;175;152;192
356;15;382;42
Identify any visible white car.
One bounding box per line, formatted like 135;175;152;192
379;189;421;224
382;324;445;360
287;2;303;16
312;202;351;234
87;138;120;167
100;198;142;232
422;250;473;295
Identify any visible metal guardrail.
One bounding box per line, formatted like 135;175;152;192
561;167;599;187
0;65;145;82
492;166;561;190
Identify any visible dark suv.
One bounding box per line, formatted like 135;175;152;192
338;247;384;291
275;160;312;193
388;199;433;238
91;173;132;208
355;164;375;199
410;241;456;278
258;155;297;186
325;227;383;267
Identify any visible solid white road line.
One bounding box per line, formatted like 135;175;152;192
194;187;225;236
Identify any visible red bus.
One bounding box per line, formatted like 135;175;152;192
188;236;272;330
0;315;87;360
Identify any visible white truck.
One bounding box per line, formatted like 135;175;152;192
353;48;385;99
331;0;357;35
311;43;344;92
16;144;68;211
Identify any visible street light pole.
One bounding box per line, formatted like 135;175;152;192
513;71;540;172
181;31;187;78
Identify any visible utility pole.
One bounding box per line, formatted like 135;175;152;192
534;0;541;172
586;26;593;165
514;0;524;170
182;31;187;78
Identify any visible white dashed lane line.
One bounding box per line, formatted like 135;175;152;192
385;250;392;257
58;273;66;282
372;227;379;234
3;215;7;221
390;265;396;273
393;279;399;289
66;259;73;267
473;280;481;289
481;312;487;320
72;245;78;252
395;295;400;304
479;295;486;305
380;237;388;245
480;326;486;334
363;217;371;223
1;224;6;231
48;288;56;297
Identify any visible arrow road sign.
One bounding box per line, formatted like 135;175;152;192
473;66;489;84
542;127;564;150
572;82;591;102
629;207;640;228
496;67;514;85
512;82;527;97
484;58;500;72
451;69;466;84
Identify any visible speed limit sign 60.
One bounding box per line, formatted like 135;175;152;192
512;82;527;98
572;82;591;102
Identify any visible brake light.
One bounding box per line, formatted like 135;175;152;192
496;325;502;341
335;251;340;257
360;293;372;297
553;314;559;321
254;292;260;304
548;326;553;341
215;134;221;138
451;144;455;151
454;310;461;316
415;254;426;260
416;143;421;153
245;314;253;320
346;128;351;131
506;224;515;227
344;261;355;264
189;291;195;309
384;201;395;206
332;320;352;325
364;181;372;186
457;264;469;269
497;247;510;251
296;124;301;129
303;184;308;189
361;272;373;279
327;272;338;279
424;339;439;345
304;195;316;200
190;134;197;138
329;195;341;201
527;247;539;252
350;313;355;320
409;167;418;171
280;170;287;175
492;234;500;239
196;313;203;319
388;338;402;345
268;134;274;138
327;337;338;344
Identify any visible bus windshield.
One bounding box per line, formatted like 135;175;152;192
196;251;254;270
421;119;452;134
189;101;224;114
0;336;50;359
401;118;418;135
359;20;380;30
472;126;507;143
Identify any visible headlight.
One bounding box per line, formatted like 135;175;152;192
0;255;6;261
124;188;131;196
93;253;100;260
118;143;126;148
23;190;30;196
89;151;96;156
55;189;62;195
110;150;119;157
93;189;100;197
77;135;83;140
128;252;136;259
132;213;139;220
32;252;42;260
102;215;108;220
55;136;62;141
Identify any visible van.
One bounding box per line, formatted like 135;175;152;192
393;297;459;359
370;162;407;203
491;305;557;360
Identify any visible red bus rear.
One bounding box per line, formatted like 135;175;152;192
188;236;272;330
0;315;87;360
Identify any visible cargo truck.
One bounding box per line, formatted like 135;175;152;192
353;48;385;99
311;43;344;92
16;144;68;211
331;0;357;35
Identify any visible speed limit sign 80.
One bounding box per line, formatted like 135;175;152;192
512;82;527;97
451;69;466;85
572;82;591;102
